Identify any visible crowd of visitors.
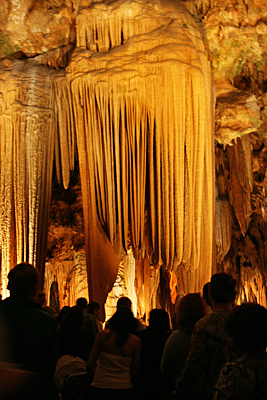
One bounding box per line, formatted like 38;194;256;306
0;263;267;400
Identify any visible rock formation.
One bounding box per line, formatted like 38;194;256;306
0;0;267;316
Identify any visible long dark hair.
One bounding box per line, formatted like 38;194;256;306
176;293;206;335
108;307;136;348
59;306;84;334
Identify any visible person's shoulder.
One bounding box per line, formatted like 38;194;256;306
196;309;227;328
84;313;96;323
98;328;112;340
129;332;142;346
170;328;187;338
194;312;212;330
33;307;57;331
195;311;229;340
135;318;146;332
38;307;55;320
167;329;190;345
85;313;95;320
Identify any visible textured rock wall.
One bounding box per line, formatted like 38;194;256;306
189;0;267;306
1;0;267;315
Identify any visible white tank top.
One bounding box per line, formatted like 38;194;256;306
92;352;132;389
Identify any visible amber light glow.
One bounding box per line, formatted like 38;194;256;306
0;0;215;310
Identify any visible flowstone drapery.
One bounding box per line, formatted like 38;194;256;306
0;58;56;297
0;0;215;310
68;0;215;306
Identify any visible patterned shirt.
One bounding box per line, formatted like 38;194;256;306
214;352;267;400
176;308;237;400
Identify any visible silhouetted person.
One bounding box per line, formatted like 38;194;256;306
88;301;101;317
88;301;103;331
0;262;59;400
116;296;132;309
134;309;171;400
55;305;70;329
87;307;141;400
58;305;94;362
214;302;267;400
76;297;98;338
42;305;57;319
76;297;88;308
106;296;145;332
175;272;237;400
161;293;207;395
0;309;39;400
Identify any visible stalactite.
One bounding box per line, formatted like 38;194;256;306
227;135;253;236
215;193;233;263
0;58;57;296
67;0;215;306
215;144;233;263
0;113;13;295
0;0;215;313
53;71;76;189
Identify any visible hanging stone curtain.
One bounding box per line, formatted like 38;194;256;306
66;0;215;307
0;0;215;309
0;58;56;297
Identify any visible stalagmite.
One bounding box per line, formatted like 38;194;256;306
67;0;215;306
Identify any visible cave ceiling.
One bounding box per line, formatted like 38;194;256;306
0;0;267;312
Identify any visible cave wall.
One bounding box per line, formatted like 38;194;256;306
192;0;267;307
0;0;267;315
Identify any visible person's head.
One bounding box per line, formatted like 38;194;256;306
209;272;236;305
87;301;100;318
42;305;57;319
7;262;39;297
116;296;132;310
55;306;70;326
176;293;207;335
76;297;88;310
149;309;171;331
59;306;84;331
108;307;137;346
226;302;267;354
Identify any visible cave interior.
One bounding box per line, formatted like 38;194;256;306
0;0;267;321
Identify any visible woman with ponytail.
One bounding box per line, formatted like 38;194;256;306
87;307;141;400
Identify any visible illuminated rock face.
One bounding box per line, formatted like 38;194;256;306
0;0;75;56
0;0;215;311
1;0;267;313
68;0;215;308
0;58;56;297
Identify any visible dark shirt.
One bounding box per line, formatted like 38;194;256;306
0;295;59;399
134;327;171;399
58;326;95;362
